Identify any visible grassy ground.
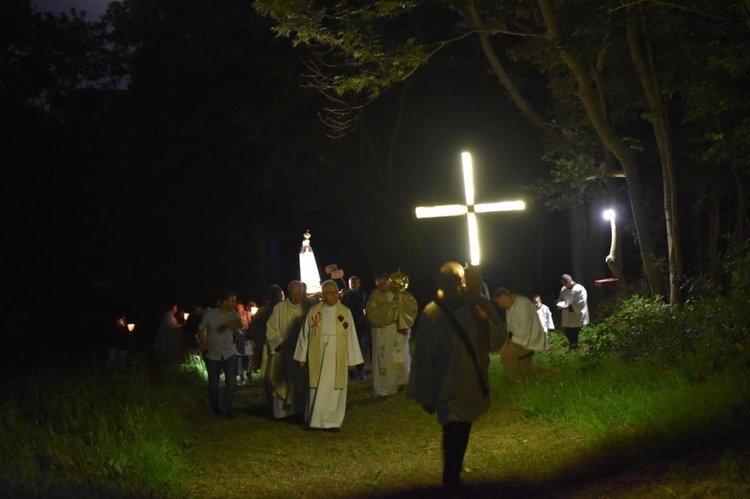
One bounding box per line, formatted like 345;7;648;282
2;344;747;498
179;353;750;498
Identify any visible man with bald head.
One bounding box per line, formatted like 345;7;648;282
493;287;556;383
407;262;507;493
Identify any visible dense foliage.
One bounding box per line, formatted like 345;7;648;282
254;0;750;302
585;244;750;378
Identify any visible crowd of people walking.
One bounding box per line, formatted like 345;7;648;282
105;265;589;492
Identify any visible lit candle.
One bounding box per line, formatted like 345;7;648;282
127;323;135;332
183;312;189;321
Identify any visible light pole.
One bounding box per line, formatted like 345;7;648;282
602;208;630;298
603;209;616;263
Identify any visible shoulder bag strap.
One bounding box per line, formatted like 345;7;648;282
435;301;489;397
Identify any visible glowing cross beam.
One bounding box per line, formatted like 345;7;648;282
414;152;526;266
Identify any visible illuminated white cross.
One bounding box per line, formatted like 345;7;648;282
414;152;525;266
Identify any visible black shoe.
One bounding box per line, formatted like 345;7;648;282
327;427;340;433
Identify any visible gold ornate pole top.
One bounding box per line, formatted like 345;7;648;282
303;230;311;240
388;268;410;293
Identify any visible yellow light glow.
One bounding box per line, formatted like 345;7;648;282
467;212;480;265
415;205;468;218
127;323;135;332
183;312;189;321
413;152;526;265
475;200;526;213
462;152;475;206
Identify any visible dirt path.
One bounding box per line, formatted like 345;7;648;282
180;370;749;498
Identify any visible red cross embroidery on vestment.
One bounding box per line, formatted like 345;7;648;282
311;312;322;330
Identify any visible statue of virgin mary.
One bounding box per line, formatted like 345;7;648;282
299;230;322;295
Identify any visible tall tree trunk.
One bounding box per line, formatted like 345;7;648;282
603;208;632;299
568;205;586;289
467;1;556;141
708;199;722;287
538;0;664;297
566;203;600;297
626;7;682;304
468;0;664;296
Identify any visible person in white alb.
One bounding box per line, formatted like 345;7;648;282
365;272;418;396
263;281;309;420
557;274;589;350
294;280;363;431
531;294;555;340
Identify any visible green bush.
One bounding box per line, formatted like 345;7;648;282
585;295;679;361
584;249;750;378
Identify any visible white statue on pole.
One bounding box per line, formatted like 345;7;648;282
299;230;322;295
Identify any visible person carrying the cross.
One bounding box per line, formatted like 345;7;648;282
406;261;507;493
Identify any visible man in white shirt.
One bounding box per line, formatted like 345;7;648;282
197;291;242;418
494;288;557;383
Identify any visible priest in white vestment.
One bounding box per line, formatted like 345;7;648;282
294;280;364;431
366;273;418;396
263;280;310;419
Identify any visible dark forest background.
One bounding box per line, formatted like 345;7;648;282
3;0;748;362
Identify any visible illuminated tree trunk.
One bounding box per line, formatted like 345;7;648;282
626;6;682;305
537;0;664;297
604;211;632;299
468;0;664;297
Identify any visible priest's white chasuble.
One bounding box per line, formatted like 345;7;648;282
263;299;308;418
294;302;363;429
366;290;418;396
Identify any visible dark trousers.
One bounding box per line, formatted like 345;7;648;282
238;355;250;377
564;327;581;349
205;355;237;416
442;421;472;488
